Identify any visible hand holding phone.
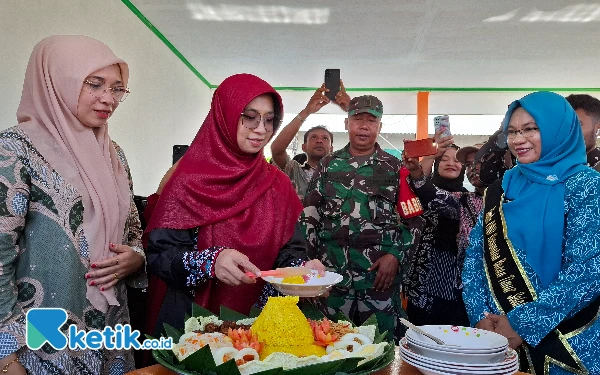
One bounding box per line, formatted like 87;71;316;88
324;69;340;101
434;115;452;138
403;138;438;159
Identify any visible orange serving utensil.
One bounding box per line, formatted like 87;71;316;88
245;267;312;278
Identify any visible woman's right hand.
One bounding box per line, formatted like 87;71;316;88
428;128;455;159
214;249;261;286
0;354;26;375
475;315;496;332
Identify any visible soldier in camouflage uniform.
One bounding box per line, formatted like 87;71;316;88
300;95;413;342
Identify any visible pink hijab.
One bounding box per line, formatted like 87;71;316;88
16;35;131;313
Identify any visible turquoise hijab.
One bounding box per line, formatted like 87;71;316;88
501;91;587;288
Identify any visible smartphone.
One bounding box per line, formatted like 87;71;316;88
324;69;340;101
434;115;452;138
403;138;438;159
172;145;189;165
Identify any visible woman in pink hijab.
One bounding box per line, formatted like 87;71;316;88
0;36;145;374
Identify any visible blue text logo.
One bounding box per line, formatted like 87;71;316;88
26;308;172;351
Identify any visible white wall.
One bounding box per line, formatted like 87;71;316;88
0;0;212;196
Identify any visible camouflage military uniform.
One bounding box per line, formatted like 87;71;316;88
300;143;412;341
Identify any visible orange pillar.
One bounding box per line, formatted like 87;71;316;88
416;92;430;140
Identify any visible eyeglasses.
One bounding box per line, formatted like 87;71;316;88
84;80;130;103
240;110;278;132
505;126;539;140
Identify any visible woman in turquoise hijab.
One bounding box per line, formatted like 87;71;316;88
462;91;600;375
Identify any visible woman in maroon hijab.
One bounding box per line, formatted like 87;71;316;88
145;74;324;335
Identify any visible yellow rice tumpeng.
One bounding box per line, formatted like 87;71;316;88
251;296;326;359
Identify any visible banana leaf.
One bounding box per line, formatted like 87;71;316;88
163;323;183;343
373;330;388;344
214;359;241;375
282;358;345;375
299;303;325;321
192;304;214;318
360;314;379;333
349;355;381;373
181;345;218;373
252;369;284;375
220;306;250;321
358;343;395;371
248;306;262;318
153;303;394;375
334;311;352;325
327;357;363;373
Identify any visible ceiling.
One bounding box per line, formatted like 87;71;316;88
124;0;600;92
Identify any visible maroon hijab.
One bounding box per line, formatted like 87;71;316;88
146;73;303;315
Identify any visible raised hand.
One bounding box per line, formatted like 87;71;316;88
305;83;331;115
334;80;351;112
429;128;455;159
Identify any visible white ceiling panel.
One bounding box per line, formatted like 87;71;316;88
126;0;600;89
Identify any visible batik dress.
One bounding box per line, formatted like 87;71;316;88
0;127;146;375
411;176;483;291
463;169;600;375
403;176;470;327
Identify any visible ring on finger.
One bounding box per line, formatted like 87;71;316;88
114;273;119;280
115;257;119;265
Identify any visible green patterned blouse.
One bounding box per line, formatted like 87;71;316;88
0;126;146;375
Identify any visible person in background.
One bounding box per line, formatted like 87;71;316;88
0;35;146;375
270;82;349;200
473;128;514;186
144;74;324;337
402;144;472;327
397;128;455;288
463;91;600;374
456;144;486;195
403;144;485;328
301;95;412;342
566;94;600;171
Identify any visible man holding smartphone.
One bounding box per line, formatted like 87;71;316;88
270;82;349;200
300;95;412;342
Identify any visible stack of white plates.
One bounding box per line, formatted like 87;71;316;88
400;325;518;375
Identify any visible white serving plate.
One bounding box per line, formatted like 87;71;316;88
401;354;518;375
401;350;518;375
401;350;518;373
406;335;507;355
400;338;517;371
406;340;507;364
406;336;508;354
406;325;508;351
262;271;343;297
